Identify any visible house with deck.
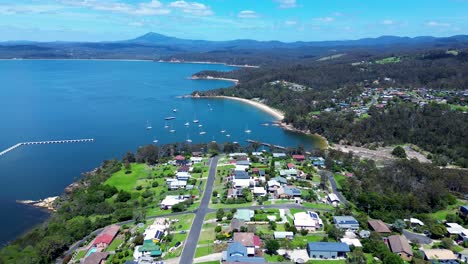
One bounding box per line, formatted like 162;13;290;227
387;235;413;261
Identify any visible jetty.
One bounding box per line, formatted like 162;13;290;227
246;139;311;154
0;139;94;157
246;139;286;150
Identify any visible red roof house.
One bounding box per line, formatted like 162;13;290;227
175;155;185;161
292;155;305;162
92;225;119;248
287;163;296;169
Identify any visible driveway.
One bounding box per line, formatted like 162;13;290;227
403;230;432;245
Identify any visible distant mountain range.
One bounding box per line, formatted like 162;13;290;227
1;32;468;62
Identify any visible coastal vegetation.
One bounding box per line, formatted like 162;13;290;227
195;49;468;167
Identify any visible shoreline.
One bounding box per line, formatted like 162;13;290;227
193;95;285;120
191;95;329;147
0;58;259;68
190;75;239;84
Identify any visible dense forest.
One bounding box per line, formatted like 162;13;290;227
196;49;468;167
327;150;468;222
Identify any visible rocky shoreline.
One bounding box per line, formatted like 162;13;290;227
17;196;59;211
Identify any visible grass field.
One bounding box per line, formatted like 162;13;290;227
75;250;87;260
429;200;466;221
210;202;253;209
169;213;195;231
333;174;346;190
105;238;123;252
303;202;334;210
195;246;214;258
105;163;148;192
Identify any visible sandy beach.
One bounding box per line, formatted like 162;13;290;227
193;95;284;120
190;75;239;84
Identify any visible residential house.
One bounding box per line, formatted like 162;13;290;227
307;242;350;259
459;249;468;263
227;188;243;198
233;232;261;255
287;163;296;169
236;160;251;166
368;220;391;233
275;186;301;199
292;154;306;162
279;169;298;179
294;211;323;231
92;225;120;249
404;218;424;227
233;170;250;180
446;223;468;236
388;235;413;261
234;209;255;221
138;240;162;257
232;179;252;189
192;151;202;157
272;153;287;158
253;187;267;196
229;153;248;158
267;180;281;193
359;230;371;238
190;157;203;164
174;155;187;166
230;219;245;232
274;231;294;239
222;242;266;263
333;216;359;231
311;157;325;166
273;176;288;185
460;206;468;218
169;180;187;190
176;171;191;181
83;252;110;264
327;193;340;207
177;165;190;172
160;195;185;209
340;238;362;247
423;249;457;262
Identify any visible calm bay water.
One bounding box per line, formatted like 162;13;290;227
0;60;323;245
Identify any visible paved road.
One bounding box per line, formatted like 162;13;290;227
324;170;348;205
403;230;433;245
179;156;219;264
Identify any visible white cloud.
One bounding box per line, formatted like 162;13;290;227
61;0;171;16
426;21;450;27
169;1;213;16
238;10;257;19
382;20;395;25
314;17;335;23
128;21;144;27
275;0;297;9
0;4;63;15
284;20;297;26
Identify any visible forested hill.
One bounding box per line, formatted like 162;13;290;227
195;49;468;167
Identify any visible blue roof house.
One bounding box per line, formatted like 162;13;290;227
307;242;350;259
222;242;266;263
333;216;360;231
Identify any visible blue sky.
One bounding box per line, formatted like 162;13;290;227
0;0;467;42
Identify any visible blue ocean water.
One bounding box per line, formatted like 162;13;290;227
0;60;322;245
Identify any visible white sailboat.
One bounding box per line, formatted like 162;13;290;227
198;124;203;128
146;121;152;130
186;134;192;143
184;122;190;126
153;139;158;143
245;125;251;134
173;108;177;112
164;121;169;129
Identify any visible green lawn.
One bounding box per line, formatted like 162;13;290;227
290;234;327;248
264;254;282;262
428;200;465;221
290;208;306;215
195;246;214;258
169;213;195;231
308;260;346;264
105;238;123;252
303;202;334;210
210;202;253;209
333;174;346;190
105;163;148;192
75;250;87;260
